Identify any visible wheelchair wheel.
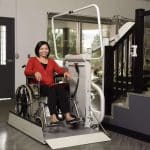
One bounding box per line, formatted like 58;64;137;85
35;117;43;128
15;85;33;119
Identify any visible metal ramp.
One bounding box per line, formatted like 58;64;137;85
8;112;110;149
45;131;110;149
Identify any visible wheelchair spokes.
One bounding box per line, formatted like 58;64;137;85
14;83;83;130
15;85;33;119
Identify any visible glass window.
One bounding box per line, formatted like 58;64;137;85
47;20;77;58
82;23;113;85
0;25;6;65
47;18;114;84
47;17;113;57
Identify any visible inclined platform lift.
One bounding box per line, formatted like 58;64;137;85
8;4;111;149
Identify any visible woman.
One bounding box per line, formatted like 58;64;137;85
24;41;76;124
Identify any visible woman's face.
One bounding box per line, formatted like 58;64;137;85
39;44;49;58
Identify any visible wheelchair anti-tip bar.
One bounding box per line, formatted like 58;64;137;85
51;4;104;60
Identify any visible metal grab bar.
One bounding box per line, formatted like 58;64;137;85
51;4;104;60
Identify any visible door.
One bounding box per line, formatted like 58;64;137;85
0;17;15;100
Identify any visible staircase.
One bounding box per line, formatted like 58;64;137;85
104;9;150;140
104;9;150;115
105;93;150;137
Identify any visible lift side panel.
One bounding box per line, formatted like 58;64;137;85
8;112;45;144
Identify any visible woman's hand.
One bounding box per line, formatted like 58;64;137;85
34;72;42;81
64;71;71;80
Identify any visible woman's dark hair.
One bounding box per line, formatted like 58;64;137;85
35;41;51;57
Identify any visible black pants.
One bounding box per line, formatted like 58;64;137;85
40;84;70;115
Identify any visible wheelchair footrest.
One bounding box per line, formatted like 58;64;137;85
66;118;80;125
47;121;64;127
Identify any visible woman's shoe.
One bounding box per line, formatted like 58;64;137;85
51;120;59;124
50;116;60;125
49;120;61;127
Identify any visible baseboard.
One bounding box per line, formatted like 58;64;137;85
102;123;150;143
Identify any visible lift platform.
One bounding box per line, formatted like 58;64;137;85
8;4;111;149
8;112;110;149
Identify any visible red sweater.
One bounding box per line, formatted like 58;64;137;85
24;57;66;86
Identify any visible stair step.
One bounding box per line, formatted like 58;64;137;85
113;102;129;109
112;97;129;109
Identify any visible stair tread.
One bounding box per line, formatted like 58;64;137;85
112;97;129;109
113;102;129;109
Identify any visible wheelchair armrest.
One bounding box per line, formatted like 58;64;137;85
26;75;40;98
26;74;65;85
54;73;65;84
54;74;64;78
26;75;35;79
26;75;38;85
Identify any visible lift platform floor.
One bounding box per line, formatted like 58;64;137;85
8;111;110;149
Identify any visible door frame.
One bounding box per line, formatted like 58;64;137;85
0;17;15;100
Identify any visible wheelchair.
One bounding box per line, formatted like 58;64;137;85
14;74;81;129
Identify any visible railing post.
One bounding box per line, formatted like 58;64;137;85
133;9;145;93
104;46;114;115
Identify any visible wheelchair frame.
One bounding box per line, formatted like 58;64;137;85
14;75;82;129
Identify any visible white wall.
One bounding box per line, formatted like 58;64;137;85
0;0;150;88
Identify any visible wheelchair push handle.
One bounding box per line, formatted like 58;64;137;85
22;65;26;68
